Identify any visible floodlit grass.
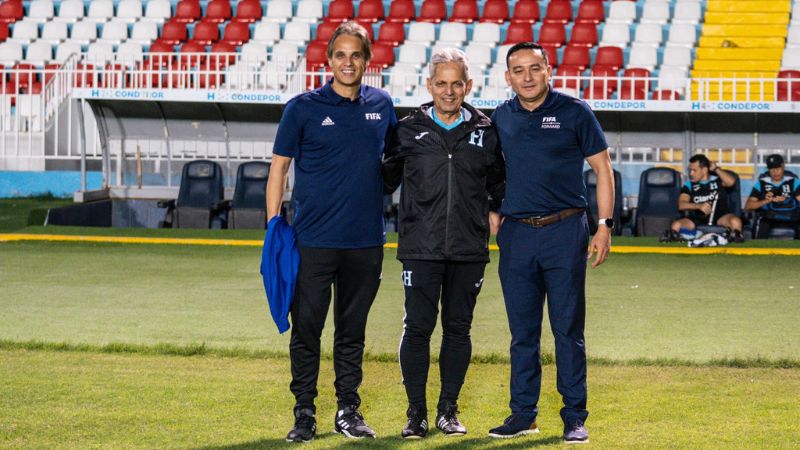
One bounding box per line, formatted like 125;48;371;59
1;349;798;449
0;197;71;231
1;240;799;363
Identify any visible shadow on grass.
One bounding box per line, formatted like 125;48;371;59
194;432;563;449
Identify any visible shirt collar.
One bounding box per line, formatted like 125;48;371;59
320;79;366;105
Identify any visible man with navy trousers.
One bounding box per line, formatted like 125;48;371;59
487;42;614;444
266;22;397;443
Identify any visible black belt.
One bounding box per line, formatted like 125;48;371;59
509;208;585;228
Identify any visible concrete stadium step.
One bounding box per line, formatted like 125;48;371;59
704;0;791;14
701;25;788;38
695;48;784;61
693;60;781;72
704;12;790;25
698;36;786;48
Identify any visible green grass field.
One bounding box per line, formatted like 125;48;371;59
1;197;799;448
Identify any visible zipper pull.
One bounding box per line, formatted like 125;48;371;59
448;154;452;159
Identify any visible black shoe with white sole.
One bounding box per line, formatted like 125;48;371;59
435;403;466;436
334;405;376;439
488;414;539;438
286;407;316;443
401;406;428;439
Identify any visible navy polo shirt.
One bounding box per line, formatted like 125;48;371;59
273;81;397;248
492;89;608;217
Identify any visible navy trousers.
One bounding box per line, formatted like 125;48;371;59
497;213;589;426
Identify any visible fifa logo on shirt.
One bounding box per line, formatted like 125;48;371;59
542;116;561;129
365;113;382;120
468;130;485;147
401;270;413;287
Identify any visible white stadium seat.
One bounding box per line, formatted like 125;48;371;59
116;41;143;65
607;1;637;24
438;22;467;46
130;21;158;45
295;0;323;23
781;48;800;70
86;0;115;23
10;20;41;43
628;45;658;71
144;0;172;22
240;41;269;66
100;20;129;43
672;1;701;24
465;44;492;67
407;22;436;45
252;21;281;45
667;23;697;47
70;20;99;45
225;63;259;89
640;1;670;24
56;0;85;22
397;43;427;67
661;46;691;69
472;22;500;46
495;44;513;65
634;23;664;47
28;0;55;23
271;42;299;67
0;42;24;65
282;21;310;45
40;21;69;44
264;0;293;23
86;41;115;64
116;0;143;22
786;26;800;48
54;41;83;63
388;65;419;96
657;66;688;94
600;22;631;48
25;41;53;65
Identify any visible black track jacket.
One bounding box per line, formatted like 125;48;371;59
383;102;505;262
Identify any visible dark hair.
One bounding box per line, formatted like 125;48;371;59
505;42;549;68
327;21;372;62
689;154;710;168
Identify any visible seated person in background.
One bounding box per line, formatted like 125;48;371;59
663;154;745;243
744;154;800;239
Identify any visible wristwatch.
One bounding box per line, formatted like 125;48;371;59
598;218;615;230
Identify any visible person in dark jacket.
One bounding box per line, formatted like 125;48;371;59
382;47;506;440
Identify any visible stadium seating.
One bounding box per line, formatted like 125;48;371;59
584;168;624;236
229;161;270;229
158;160;226;229
635;167;683;237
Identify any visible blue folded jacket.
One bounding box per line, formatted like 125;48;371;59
260;216;300;334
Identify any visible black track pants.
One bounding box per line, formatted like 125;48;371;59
289;246;383;411
398;259;486;413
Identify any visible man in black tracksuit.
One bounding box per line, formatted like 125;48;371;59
382;48;505;439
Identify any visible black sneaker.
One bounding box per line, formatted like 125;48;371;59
659;229;682;243
401;406;428;439
731;230;745;243
334;405;376;439
563;420;589;444
435;403;466;436
286;407;316;443
488;414;539;439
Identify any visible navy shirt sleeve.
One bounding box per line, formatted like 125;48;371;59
273;98;303;158
576;101;608;157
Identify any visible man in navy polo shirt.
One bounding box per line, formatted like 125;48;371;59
266;21;397;443
487;42;614;445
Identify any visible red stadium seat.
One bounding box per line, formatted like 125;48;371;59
0;1;24;23
594;46;624;71
538;23;566;47
315;21;339;43
327;0;355;22
450;0;478;23
222;20;249;46
234;0;262;23
777;70;800;101
179;40;206;67
554;66;583;90
377;21;405;46
588;65;618;94
541;43;559;67
504;23;533;44
544;0;573;24
619;68;651;99
193;20;220;45
73;63;95;87
569;23;598;47
134;60;164;88
209;41;236;67
102;63;126;89
148;40;175;66
175;0;202;23
652;89;681;100
205;0;232;23
357;0;384;22
161;20;188;45
418;0;446;23
0;22;8;41
481;0;509;23
354;19;375;40
511;0;540;24
369;42;395;69
42;63;61;85
387;0;415;23
198;61;223;88
306;40;327;71
561;46;590;71
576;0;605;24
9;63;37;90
